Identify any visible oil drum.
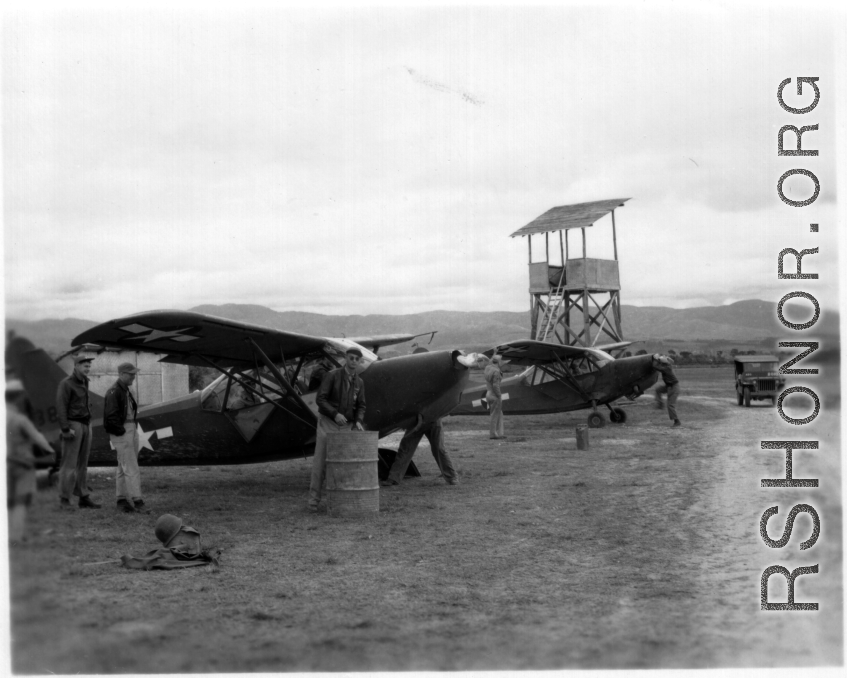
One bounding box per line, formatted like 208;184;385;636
325;430;379;517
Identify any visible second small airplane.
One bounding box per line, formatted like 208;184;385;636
451;340;658;427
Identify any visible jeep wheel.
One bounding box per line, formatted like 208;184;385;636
736;389;743;406
743;387;751;407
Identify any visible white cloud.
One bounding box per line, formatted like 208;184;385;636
3;7;840;321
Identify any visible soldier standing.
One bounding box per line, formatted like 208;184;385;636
104;362;145;513
56;354;101;509
485;354;506;440
307;347;366;512
6;379;55;542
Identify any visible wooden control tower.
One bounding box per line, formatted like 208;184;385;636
510;198;630;352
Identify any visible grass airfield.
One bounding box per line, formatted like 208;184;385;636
7;367;842;671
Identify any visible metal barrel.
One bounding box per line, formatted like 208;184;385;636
325;430;380;517
576;425;590;450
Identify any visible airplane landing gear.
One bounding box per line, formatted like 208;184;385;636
587;411;606;428
608;407;627;424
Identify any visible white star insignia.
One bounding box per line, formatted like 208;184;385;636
120;323;199;343
141;328;197;343
137;424;156;451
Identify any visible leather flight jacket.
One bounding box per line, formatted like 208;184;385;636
104;379;138;436
56;371;91;430
316;368;366;425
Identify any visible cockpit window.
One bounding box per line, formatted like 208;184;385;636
323;340;377;372
200;368;284;412
584;348;614;369
199;340;375;409
528;349;615;385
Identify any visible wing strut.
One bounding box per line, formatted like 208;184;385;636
197;355;316;429
546;350;593;403
246;338;317;428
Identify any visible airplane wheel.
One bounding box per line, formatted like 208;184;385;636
587;412;606;429
609;408;627;424
743;387;751;408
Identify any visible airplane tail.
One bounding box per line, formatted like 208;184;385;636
5;335;104;440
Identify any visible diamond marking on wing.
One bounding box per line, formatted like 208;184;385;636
120;323;153;334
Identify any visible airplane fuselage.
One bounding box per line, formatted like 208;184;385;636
12;339;471;466
452;354;657;416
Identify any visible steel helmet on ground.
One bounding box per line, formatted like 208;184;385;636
155;514;183;546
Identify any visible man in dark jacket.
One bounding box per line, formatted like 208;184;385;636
56;354;101;509
104;362;144;512
308;347;366;512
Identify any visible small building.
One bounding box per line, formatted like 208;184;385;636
57;344;188;407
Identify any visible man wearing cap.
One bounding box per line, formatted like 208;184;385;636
56;354;101;509
104;362;145;512
653;354;682;427
484;355;506;440
308;347;367;512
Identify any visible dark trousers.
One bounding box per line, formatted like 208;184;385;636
389;419;457;484
59;421;92;500
655;383;680;421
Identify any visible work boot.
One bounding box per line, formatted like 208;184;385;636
78;496;102;509
59;498;73;509
117;499;136;513
655;401;665;410
380;478;399;487
306;502;318;513
132;499;151;514
672;419;682;428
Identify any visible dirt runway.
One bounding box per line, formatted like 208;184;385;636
6;367;842;671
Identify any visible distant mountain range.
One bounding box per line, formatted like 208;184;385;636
6;299;837;359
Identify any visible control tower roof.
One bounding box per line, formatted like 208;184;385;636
510;198;630;237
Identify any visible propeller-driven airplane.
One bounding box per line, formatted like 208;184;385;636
5;311;473;473
451;339;658;427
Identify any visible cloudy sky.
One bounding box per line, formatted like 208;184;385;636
3;5;841;322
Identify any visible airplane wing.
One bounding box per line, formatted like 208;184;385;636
592;341;633;353
71;310;328;368
483;340;620;366
344;331;437;352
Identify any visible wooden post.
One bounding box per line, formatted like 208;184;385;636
581;228;587;259
530;294;538;340
611;209;618;261
582;290;591;346
545;232;549;262
564;229;569;261
612;291;624;339
527;235;532;264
